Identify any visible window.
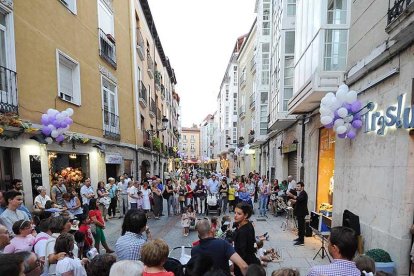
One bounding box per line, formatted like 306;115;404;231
261;43;270;85
59;0;77;14
260;105;268;135
262;2;271;35
233;93;237;115
324;29;348;71
102;76;119;135
232;127;237;144
283;56;294;111
225;85;229;101
287;0;296;16
285;31;295;54
225;107;229;127
57;50;81;105
98;0;114;35
327;0;347;24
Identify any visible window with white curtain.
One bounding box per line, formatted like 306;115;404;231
327;0;347;24
324;29;348;71
57;50;81;105
98;0;114;35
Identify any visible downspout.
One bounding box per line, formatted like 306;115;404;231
300;114;306;181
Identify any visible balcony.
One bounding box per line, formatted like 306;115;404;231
0;66;18;114
239;105;246;119
155;71;161;91
149;99;156;118
249;94;255;110
250;55;256;72
136;28;145;61
161;85;165;100
147;52;154;79
268;111;297;132
103;110;120;140
99;28;117;68
388;0;414;25
139;81;147;108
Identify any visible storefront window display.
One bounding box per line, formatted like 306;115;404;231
48;152;89;192
316;128;335;216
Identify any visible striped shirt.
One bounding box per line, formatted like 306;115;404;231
307;259;361;276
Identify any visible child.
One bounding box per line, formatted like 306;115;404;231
77;215;93;258
141;239;174;276
181;205;195;236
55;232;89;276
256;240;281;266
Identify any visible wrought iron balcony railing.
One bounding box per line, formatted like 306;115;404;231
0;66;18;114
103;110;120;139
147;51;154;78
139;81;147;106
136;28;145;60
388;0;413;25
99;28;117;68
149;98;156;117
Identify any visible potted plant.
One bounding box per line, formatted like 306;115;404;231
365;248;395;274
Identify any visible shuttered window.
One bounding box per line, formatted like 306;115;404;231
57;50;81;105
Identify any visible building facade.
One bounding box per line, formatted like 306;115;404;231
0;0;180;207
181;127;201;163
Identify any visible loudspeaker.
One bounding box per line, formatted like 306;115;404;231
305;221;312;237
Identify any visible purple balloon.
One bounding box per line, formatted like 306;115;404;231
66;118;73;125
353;113;361;120
41;114;49;125
344;103;352;111
325;122;334;129
347;130;356;139
351;101;362;113
334;110;339;118
338;133;347;139
352;119;363;129
41;126;52;136
55;134;65;143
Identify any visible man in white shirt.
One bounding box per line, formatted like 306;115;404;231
287;175;297;192
80;178;95;213
207;175;219;195
119;173;131;218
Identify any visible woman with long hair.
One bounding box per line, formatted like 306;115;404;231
62;188;83;220
233;202;260;276
88;198;114;253
96;181;109;221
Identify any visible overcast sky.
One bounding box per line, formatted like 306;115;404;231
148;0;256;128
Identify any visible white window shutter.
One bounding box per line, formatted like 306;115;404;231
59;61;73;98
98;1;114;35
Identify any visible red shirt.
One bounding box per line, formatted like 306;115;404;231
89;209;104;225
186;185;193;198
78;224;93;247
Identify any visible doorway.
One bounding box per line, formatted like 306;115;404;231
106;164;119;181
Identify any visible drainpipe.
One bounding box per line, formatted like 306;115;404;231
300;115;306;181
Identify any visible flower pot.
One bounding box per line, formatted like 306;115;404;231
375;261;395;274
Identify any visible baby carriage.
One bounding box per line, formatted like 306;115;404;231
275;196;288;215
164;246;192;276
206;193;221;216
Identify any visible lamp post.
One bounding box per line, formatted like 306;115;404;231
146;115;169;177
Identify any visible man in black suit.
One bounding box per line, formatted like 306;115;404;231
287;181;308;246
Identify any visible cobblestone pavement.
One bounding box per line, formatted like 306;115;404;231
103;204;330;275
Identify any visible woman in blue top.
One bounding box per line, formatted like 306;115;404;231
107;177;118;219
62;188;83;220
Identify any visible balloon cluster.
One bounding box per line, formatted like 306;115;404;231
319;84;363;139
41;108;74;143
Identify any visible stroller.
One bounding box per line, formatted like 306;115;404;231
164;246;192;276
206;193;221;216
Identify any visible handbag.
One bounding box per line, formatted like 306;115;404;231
162;189;169;199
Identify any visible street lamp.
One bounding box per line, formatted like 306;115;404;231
146;115;169;136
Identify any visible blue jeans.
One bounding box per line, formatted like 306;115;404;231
259;196;268;216
167;196;174;215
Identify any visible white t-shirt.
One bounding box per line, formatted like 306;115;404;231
257;248;266;258
34;232;51;258
45;234;79;276
34;195;51;209
56;257;87;276
128;186;138;204
288;179;297;191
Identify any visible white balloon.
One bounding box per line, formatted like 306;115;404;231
51;130;59;138
320;106;330;115
345;90;358;104
337;107;348;118
344;115;353;123
61;111;69;118
47;124;56;131
336;89;348;103
344;122;351;130
45;137;53;144
334;118;345;128
336;125;347;134
330;98;342;110
326;92;335;99
66;108;74;116
321;116;333;125
338;83;349;93
321;97;330;105
47;109;58;117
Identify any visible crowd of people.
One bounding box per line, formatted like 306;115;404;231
0;170;397;276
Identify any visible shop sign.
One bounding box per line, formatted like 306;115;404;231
105;153;123;164
29;155;42;200
282;144;297;154
364;93;414;135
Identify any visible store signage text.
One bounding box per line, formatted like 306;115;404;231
105;153;123;164
364;93;414;135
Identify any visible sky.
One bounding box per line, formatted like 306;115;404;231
148;0;256;128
